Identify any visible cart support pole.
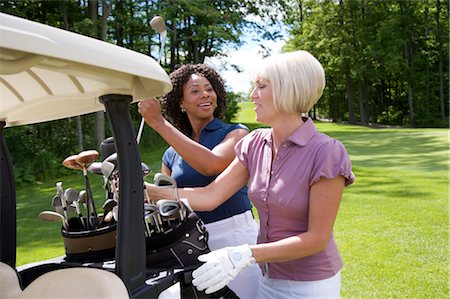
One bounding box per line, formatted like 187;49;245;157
100;95;146;294
0;121;16;268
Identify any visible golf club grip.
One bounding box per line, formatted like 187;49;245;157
76;150;99;165
62;155;82;170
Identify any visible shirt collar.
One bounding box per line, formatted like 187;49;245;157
203;117;222;132
263;117;317;147
287;117;317;146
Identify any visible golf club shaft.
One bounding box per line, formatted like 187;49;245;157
136;23;167;144
83;168;97;229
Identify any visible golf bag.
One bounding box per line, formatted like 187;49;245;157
61;220;116;263
146;210;208;270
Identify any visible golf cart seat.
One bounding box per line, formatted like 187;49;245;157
0;262;128;299
0;261;22;298
18;267;129;299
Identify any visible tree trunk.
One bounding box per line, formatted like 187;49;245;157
328;76;339;121
436;0;445;122
170;20;177;71
358;80;367;125
61;0;69;30
405;43;416;127
345;65;356;124
88;0;105;147
101;0;112;41
363;79;370;125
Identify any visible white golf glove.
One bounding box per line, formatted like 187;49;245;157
192;244;256;294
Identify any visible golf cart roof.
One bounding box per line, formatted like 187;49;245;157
0;12;172;127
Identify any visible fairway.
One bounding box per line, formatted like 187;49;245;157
15;102;449;298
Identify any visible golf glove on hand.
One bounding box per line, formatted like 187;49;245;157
192;244;256;294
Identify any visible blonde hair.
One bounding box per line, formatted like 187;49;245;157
254;50;325;114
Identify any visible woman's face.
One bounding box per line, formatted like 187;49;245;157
250;76;276;124
181;74;217;121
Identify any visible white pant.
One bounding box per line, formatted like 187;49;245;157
204;210;262;299
259;271;341;299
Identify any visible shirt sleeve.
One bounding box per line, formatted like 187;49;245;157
310;139;355;187
234;129;259;167
161;147;175;171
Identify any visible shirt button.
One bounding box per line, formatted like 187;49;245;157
271;171;274;175
283;143;287;147
276;156;280;160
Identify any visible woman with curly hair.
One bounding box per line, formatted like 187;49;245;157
138;64;261;298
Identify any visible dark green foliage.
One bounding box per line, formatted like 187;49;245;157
223;91;242;123
283;0;449;128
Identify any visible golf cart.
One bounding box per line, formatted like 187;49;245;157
0;13;234;298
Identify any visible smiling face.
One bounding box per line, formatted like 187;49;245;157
180;74;218;122
250;76;276;124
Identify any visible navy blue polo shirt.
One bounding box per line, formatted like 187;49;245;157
162;118;252;224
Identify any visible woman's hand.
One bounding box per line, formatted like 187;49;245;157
144;182;169;202
138;98;165;129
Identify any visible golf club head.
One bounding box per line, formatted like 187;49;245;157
62;155;83;170
101;161;116;179
39;211;68;229
77;190;87;206
64;188;80;203
104;210;114;223
87;162;103;175
144;203;162;233
157;199;180;218
144;203;158;213
100;137;116;161
39;210;64;221
150;16;166;33
102;198;117;212
112;205;119;222
51;195;63;214
141;162;151;178
76;150;99;167
154;173;177;187
105;152;118;165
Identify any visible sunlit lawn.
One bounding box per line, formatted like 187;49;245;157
15;102;449;298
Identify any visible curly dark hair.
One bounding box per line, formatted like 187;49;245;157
161;64;227;136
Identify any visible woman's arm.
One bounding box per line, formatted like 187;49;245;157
138;98;248;176
146;157;249;211
251;176;345;263
161;163;171;176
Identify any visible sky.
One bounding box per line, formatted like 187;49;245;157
205;21;287;96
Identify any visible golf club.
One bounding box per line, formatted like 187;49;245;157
52;194;76;214
51;195;63;214
153;173;186;220
64;188;85;228
39;211;68;230
145;203;162;233
63;154;93;229
136;15;167;144
75;150;99;229
56;182;69;223
157;199;181;227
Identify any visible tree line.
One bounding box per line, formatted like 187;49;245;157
0;0;448;183
282;0;448;128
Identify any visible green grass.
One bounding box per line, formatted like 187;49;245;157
14;103;449;298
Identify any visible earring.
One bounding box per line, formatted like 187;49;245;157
180;106;186;113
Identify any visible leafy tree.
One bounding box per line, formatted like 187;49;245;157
282;0;448;127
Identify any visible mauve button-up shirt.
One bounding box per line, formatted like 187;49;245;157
235;118;355;281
